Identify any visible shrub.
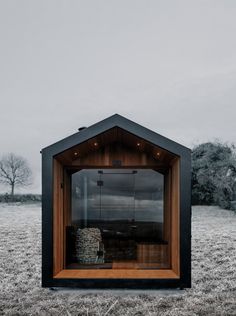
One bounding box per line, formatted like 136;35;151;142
192;142;236;210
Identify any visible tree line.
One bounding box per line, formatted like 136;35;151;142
0;143;236;209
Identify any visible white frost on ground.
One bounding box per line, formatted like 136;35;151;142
0;203;235;315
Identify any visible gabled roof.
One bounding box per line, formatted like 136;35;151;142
42;114;191;157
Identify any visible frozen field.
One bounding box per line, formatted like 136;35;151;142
0;203;235;315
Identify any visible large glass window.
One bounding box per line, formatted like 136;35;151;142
66;169;170;269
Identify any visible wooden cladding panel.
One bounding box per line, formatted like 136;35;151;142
171;158;180;276
163;170;171;267
53;159;64;276
55;127;176;167
63;169;71;267
70;143;168;172
137;244;169;268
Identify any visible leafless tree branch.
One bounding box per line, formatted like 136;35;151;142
0;153;32;196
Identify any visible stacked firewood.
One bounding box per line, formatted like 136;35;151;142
76;227;103;264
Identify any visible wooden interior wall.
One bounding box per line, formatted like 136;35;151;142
63;170;71;267
53;158;64;276
55;127;176;167
164;170;172;267
137;244;169;268
170;157;180;276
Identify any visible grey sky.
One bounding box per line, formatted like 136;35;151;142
0;1;236;193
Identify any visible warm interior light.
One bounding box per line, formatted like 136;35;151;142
156;152;160;156
137;142;141;147
74;152;78;156
94;142;98;146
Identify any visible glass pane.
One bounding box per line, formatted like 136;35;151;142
66;169;170;270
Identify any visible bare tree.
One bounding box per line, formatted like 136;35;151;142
0;153;32;196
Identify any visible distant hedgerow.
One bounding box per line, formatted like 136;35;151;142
0;194;41;203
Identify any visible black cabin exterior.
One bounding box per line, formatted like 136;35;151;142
42;114;191;288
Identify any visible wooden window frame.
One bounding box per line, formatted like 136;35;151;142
52;158;180;280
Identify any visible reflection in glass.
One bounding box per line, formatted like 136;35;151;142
66;169;170;269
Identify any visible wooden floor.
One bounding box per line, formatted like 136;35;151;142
54;269;179;279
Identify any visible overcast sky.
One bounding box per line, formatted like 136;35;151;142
0;1;236;193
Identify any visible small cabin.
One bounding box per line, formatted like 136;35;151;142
42;114;191;288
